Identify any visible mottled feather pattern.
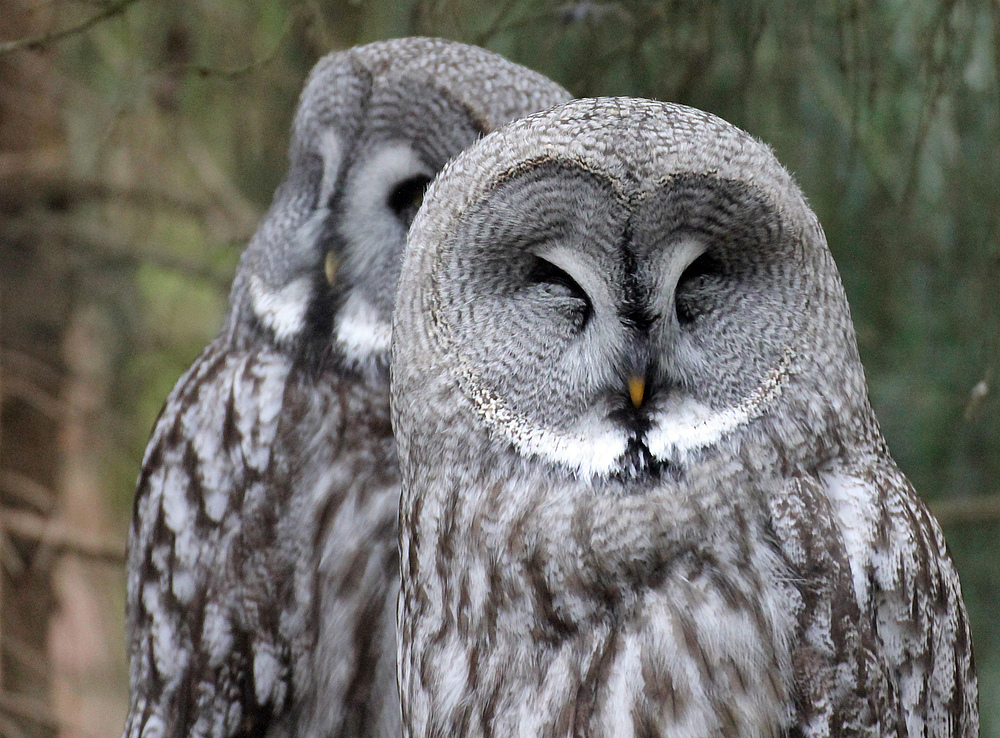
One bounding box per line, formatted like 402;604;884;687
125;338;399;737
124;36;571;738
764;455;976;738
397;429;801;738
840;455;975;737
392;98;977;738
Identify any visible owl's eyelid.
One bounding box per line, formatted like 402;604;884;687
675;249;724;290
660;238;710;286
528;254;588;303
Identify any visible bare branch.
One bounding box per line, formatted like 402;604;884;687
1;377;68;423
0;175;260;241
0;0;144;57
0;692;53;728
2;638;49;681
0;471;56;513
185;11;296;79
473;0;523;47
0;688;106;738
0;216;241;291
71;238;237;290
0;712;32;738
181;136;261;238
0;532;24;577
2;177;206;219
0;509;126;566
930;495;1000;527
0;350;63;389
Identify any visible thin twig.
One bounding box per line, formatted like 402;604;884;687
0;712;32;738
0;350;63;390
1;177;211;221
0;509;126;566
0;216;241;291
0;529;24;577
0;688;106;738
182;11;295;79
473;0;523;47
805;45;902;203
0;690;56;730
0;0;144;57
930;495;1000;527
0;471;56;514
0;377;67;423
181;135;261;240
2;638;49;681
69;238;237;290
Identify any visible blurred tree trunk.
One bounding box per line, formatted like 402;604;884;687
0;1;71;735
48;303;127;738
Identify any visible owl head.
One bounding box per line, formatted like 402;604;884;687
392;97;874;483
224;38;571;371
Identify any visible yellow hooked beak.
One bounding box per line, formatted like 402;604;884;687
628;375;645;408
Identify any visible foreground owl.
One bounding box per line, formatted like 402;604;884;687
391;98;977;737
123;38;569;738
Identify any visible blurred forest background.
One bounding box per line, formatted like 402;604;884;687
0;0;996;735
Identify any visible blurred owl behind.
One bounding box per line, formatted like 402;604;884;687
123;37;570;738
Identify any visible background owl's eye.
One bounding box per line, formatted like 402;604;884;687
388;175;432;226
674;251;724;326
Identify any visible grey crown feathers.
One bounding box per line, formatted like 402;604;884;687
391;97;977;737
123;37;570;738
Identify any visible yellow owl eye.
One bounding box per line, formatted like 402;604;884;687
324;251;338;285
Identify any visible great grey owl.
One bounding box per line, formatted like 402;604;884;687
391;97;977;737
123;37;569;738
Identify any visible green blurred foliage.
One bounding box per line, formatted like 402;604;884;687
45;0;998;731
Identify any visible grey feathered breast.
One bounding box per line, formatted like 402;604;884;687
391;97;976;738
